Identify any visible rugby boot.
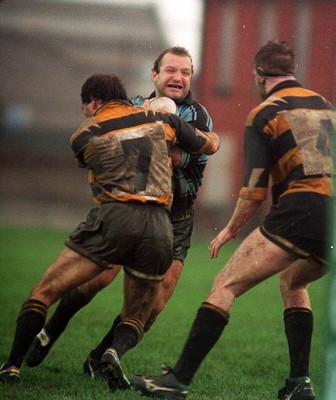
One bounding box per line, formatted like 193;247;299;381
0;364;20;383
83;351;106;379
278;376;315;400
25;328;54;367
100;348;131;391
131;363;189;400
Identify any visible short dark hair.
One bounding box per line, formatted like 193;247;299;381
152;46;194;74
254;40;296;77
81;73;128;104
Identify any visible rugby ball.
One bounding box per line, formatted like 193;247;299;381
149;97;178;114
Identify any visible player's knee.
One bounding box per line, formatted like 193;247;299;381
279;270;294;293
279;271;307;294
30;286;56;307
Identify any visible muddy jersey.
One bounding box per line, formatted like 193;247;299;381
70;101;213;207
240;80;335;206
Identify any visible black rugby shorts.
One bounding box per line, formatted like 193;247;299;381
261;192;330;263
65;202;173;282
171;208;194;262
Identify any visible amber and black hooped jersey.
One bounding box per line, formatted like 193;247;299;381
70;101;213;207
240;80;335;206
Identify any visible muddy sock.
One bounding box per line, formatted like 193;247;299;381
108;318;144;359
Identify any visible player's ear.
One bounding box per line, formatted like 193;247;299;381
91;100;101;112
255;73;266;86
151;70;157;83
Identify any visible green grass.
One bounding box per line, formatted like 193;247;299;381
0;226;327;400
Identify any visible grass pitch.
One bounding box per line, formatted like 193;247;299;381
0;226;326;400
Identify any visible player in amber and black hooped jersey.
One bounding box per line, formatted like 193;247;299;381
243;71;334;252
70;95;213;208
0;73;219;387
130;41;335;400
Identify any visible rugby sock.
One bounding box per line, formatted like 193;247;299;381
108;318;144;358
8;299;47;367
91;313;154;360
91;314;121;360
284;307;313;378
173;302;229;385
45;288;95;339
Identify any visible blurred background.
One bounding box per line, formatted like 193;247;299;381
0;0;335;238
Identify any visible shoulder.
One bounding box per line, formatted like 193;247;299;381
177;94;212;130
178;93;209;114
246;92;290;128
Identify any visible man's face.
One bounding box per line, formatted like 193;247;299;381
152;53;193;102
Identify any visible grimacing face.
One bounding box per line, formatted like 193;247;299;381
151;53;193;102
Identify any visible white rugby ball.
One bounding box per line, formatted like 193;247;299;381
149;97;178;114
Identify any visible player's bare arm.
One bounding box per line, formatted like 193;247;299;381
194;129;220;155
210;198;262;259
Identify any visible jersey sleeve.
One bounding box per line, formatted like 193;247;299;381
70;118;98;167
170;114;215;154
239;123;272;200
